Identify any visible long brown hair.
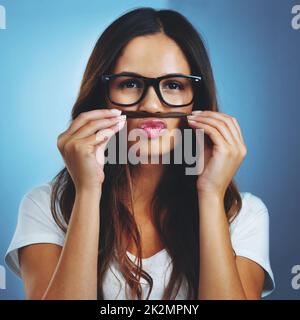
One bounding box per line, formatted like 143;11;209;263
50;7;242;300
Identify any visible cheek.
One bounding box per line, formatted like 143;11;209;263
126;120;137;138
125;120;145;148
167;119;181;130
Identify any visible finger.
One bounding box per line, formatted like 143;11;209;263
196;111;244;144
88;119;127;146
71;115;126;140
188;114;235;145
188;119;228;148
67;108;122;136
97;119;127;144
60;120;126;158
78;130;109;147
231;117;245;144
94;122;126;167
58;108;122;150
216;112;244;143
191;111;241;144
74;120;127;147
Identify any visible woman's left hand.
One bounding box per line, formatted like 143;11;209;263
187;110;247;198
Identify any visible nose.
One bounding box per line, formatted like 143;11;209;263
138;86;165;113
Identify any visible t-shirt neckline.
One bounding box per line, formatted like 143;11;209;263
126;248;167;261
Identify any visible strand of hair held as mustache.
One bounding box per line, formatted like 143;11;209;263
120;111;193;118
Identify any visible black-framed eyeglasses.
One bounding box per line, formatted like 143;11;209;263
101;72;202;108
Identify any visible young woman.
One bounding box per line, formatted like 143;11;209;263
5;7;275;300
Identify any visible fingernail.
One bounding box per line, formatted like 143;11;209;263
192;110;203;114
187;115;200;120
111;109;122;115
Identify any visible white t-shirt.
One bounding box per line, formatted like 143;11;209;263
5;182;275;299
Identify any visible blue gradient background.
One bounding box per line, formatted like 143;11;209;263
0;0;299;299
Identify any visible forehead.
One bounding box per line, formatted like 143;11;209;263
113;33;191;76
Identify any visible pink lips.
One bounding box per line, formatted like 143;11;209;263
137;119;167;138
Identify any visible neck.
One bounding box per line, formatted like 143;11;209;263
131;163;164;207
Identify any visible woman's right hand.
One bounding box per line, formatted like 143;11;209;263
57;108;126;192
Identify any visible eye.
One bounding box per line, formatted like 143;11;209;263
163;81;184;90
118;79;143;89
